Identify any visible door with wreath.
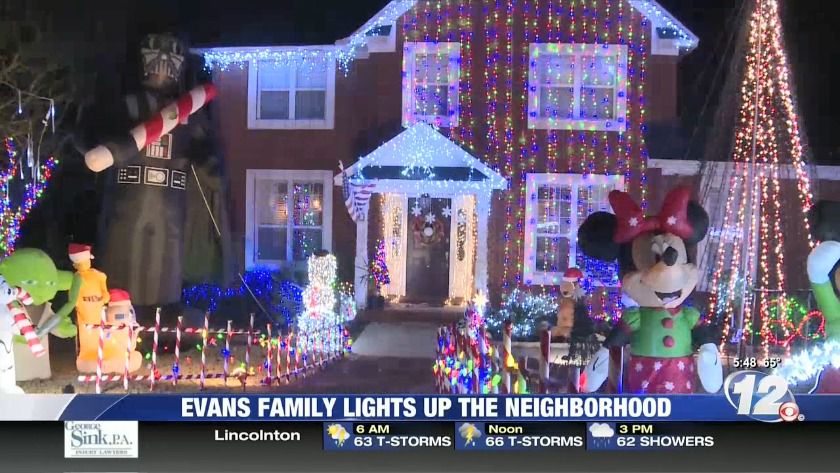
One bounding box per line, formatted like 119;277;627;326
405;195;451;303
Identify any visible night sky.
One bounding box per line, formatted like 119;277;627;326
30;0;840;163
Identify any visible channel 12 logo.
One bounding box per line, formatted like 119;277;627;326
723;370;803;423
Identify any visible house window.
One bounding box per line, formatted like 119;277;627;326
246;170;333;268
247;56;336;129
402;42;461;128
528;43;628;132
523;173;624;286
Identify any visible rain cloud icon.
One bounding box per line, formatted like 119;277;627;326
589;423;615;438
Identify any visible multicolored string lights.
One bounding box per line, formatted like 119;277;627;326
709;0;814;351
1;138;58;256
396;0;658;322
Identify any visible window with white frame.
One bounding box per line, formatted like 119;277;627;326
402;42;461;128
248;56;336;129
246;170;333;268
528;43;628;132
523;173;624;286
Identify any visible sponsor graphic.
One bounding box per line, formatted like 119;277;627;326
64;421;139;458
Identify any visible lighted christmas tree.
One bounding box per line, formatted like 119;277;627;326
300;251;339;332
706;0;814;351
298;251;342;360
370;240;391;291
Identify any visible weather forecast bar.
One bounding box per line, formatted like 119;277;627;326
454;422;584;450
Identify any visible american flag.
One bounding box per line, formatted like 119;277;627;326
340;161;374;223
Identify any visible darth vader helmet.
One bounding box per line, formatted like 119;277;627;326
140;33;185;85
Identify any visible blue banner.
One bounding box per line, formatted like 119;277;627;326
30;394;839;422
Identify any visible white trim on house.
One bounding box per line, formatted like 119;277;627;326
245;169;333;269
340;22;398;53
649;159;840;180
246;52;337;130
528;43;629;132
335;123;507;190
402;42;461;128
628;0;699;53
523;173;625;286
336;124;504;307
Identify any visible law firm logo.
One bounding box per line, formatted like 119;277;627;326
64;421;139;458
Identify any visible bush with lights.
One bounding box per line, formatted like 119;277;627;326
181;270;303;327
484;289;559;341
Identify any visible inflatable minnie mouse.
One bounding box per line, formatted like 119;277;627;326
577;187;723;394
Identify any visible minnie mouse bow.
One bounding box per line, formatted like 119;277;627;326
610;186;694;243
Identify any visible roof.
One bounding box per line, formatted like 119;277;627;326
194;0;699;68
629;0;699;51
334;123;507;191
193;1;415;71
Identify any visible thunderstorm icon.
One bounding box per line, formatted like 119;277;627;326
459;423;482;446
327;424;351;447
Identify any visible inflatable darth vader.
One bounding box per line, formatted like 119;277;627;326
76;33;232;314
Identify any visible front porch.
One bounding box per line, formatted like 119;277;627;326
335;123;507;309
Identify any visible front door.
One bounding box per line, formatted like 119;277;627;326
405;195;451;303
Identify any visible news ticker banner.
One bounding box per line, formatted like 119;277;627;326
0;369;836;423
0;394;838;423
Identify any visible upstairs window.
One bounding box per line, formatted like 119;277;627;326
248;56;336;129
402;42;461;128
528;43;628;132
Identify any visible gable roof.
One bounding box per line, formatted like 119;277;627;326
334;123;507;190
195;0;698;65
629;0;699;51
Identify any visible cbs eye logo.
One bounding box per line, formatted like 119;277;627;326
724;371;804;423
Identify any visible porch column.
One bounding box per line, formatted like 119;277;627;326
475;191;491;296
354;206;370;309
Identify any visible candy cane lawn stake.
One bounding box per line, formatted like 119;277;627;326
224;320;232;385
150;308;160;392
84;84;218;172
265;324;273;385
174;316;182;386
200;312;208;390
285;332;293;380
97;308;105;394
246;314;254;376
124;323;133;391
275;334;282;383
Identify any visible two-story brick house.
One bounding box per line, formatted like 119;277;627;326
197;0;703;310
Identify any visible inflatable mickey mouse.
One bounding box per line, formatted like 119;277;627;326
578;186;723;394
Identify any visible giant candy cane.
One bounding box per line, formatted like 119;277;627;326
85;84;218;172
8;287;45;357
